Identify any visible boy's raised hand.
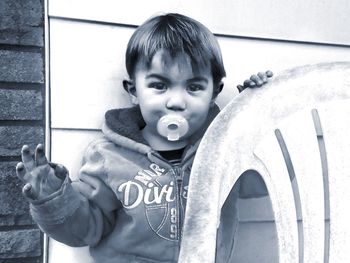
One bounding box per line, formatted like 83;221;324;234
16;144;67;200
237;70;273;93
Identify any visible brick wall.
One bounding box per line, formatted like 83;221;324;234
0;0;45;262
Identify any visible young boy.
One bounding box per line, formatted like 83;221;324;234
16;13;271;263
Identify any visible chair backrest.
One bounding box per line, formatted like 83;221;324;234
178;62;350;263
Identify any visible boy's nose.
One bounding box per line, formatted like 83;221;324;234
166;93;186;111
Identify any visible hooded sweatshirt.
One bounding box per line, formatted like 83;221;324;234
29;105;237;263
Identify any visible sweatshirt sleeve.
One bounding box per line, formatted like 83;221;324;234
29;140;121;247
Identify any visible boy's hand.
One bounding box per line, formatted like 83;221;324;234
237;70;273;93
16;144;67;200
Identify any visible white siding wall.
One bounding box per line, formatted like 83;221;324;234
47;1;350;262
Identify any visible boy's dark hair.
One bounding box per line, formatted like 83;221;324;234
125;13;226;93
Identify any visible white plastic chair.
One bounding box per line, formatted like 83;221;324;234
178;62;350;263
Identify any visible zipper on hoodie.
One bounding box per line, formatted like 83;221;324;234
174;165;184;243
148;151;187;243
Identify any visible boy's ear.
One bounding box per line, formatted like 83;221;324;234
211;81;224;107
123;79;138;105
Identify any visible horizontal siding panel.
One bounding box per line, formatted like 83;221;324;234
49;0;350;46
50;19;350;129
231;221;278;263
49;129;101;263
237;195;302;222
237;196;274;222
50;19;133;129
51;129;102;180
49;240;93;263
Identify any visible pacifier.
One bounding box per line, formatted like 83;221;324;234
157;114;189;141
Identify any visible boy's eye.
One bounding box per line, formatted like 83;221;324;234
187;84;204;92
149;82;167;91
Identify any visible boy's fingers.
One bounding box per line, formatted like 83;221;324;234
23;183;37;200
16;162;27;181
35;144;48;166
237;84;245;93
250;75;263;87
243;79;256;88
21;145;35;171
257;72;268;83
266;70;273;78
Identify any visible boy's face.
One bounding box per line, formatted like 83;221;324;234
130;49;216;149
